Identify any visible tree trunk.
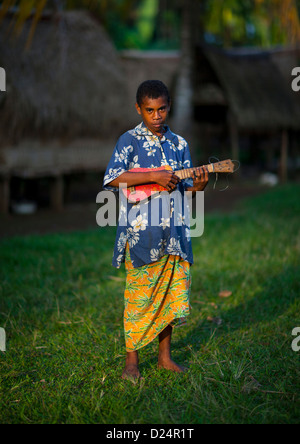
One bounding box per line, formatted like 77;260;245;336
172;0;194;141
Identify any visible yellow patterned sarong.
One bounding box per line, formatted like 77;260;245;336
124;244;191;352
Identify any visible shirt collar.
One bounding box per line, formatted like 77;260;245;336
134;122;178;144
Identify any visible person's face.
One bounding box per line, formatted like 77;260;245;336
135;96;170;137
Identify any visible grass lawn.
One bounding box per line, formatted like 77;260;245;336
0;184;299;424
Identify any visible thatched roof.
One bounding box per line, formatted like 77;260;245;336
0;10;128;143
0;137;118;177
199;45;300;131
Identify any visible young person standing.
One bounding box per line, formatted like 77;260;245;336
103;80;208;380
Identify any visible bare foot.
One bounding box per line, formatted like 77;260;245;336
158;357;187;373
121;352;140;381
121;364;141;381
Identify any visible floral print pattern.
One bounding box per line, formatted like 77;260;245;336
103;122;194;269
124;244;191;352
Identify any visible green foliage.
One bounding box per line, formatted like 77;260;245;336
102;0;159;50
0;184;299;423
204;0;300;47
135;0;158;46
1;0;299;49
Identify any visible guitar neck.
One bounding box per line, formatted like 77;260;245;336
175;163;215;180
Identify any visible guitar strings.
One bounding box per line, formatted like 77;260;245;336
208;157;241;192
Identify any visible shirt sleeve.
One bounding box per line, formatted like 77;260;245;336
103;134;134;191
180;139;194;190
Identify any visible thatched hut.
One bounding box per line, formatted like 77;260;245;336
1;11;299;215
194;45;300;181
0;10;129;213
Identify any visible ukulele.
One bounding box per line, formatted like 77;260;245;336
123;159;235;203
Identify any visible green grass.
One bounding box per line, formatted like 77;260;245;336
0;184;299;424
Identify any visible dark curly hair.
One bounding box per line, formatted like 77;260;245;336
136;80;171;106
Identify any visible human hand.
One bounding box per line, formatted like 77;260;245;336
192;166;209;191
152;170;180;192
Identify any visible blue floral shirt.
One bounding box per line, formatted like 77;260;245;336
103;122;194;269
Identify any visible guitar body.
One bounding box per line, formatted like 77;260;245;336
122;160;235;204
122;166;172;203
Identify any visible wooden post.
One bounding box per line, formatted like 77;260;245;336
228;112;239;179
279;129;288;184
0;175;10;214
228;113;239;160
50;175;64;212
